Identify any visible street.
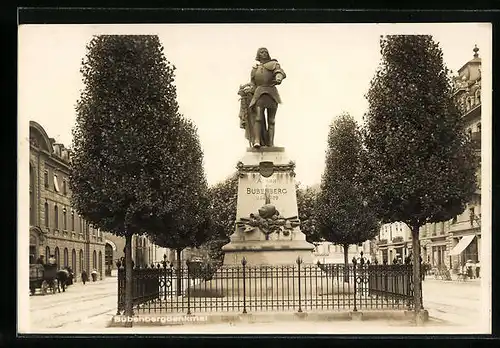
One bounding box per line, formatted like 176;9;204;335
26;275;489;334
28;277;118;332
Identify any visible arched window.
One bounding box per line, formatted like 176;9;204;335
79;249;84;272
72;249;76;272
93;250;97;270
29;234;37;264
54;205;59;229
45;246;50;262
71;211;75;231
63;248;69;267
54;247;60;268
475;89;481;104
44;202;49;228
99;251;103;276
63;208;67;230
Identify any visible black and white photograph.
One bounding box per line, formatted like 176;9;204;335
18;22;491;335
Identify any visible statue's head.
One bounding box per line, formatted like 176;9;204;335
255;47;271;62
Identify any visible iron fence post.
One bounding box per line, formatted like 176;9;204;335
117;265;122;315
186;260;191;315
296;256;303;313
352;257;357;312
242;257;247;314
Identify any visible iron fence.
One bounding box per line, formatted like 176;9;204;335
117;257;414;315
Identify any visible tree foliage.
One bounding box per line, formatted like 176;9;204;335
70;35;187;237
316;113;380;253
296;184;321;243
363;35;477;228
201;173;239;263
147;117;210;252
363;35;478;313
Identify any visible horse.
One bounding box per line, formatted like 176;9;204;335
55;267;74;293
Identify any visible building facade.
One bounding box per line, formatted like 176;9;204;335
376;222;412;264
420;46;482;273
312;241;372;264
103;233;170;276
29;121;106;281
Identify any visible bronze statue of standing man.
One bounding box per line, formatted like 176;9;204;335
244;47;286;148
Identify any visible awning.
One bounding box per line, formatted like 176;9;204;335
449;235;475;256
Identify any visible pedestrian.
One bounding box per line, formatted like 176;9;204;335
81;269;88;285
91;269;97;282
475;261;480;278
471;262;477;279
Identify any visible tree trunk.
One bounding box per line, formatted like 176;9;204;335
343;244;349;282
411;225;423;313
124;232;133;326
176;248;182;295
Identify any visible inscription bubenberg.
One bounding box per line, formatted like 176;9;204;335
245;175;289;201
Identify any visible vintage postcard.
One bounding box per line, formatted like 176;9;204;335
18;21;492;335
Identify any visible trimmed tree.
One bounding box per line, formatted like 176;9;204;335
202;173;239;264
146;117;210;294
296;185;321;244
363;35;478;316
70;35;188;319
316;113;380;273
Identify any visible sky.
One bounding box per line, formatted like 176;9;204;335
18;23;491;187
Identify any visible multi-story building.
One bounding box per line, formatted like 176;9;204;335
375;222;412;264
312;240;372;264
420;45;482;272
29;121;106;281
103;233;169;276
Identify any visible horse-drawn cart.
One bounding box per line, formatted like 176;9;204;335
30;263;58;295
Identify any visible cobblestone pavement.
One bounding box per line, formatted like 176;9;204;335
26;276;118;332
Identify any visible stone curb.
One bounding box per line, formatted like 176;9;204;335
108;310;427;327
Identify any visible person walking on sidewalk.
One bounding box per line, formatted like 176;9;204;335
81;269;88;285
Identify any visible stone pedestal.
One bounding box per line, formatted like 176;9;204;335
221;147;315;266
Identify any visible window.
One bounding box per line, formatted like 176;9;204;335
44;202;49;228
99;251;103;275
71;211;75;231
30;165;35;225
477;122;481;133
79;249;84;272
44;171;49;188
63;208;67;230
55;247;60;268
63;180;67;195
53;174;60;192
433;223;437;236
469;207;475;226
93;250;97;270
79;216;84;235
45;246;50;262
64;248;69;267
54;205;59;229
72;249;76;271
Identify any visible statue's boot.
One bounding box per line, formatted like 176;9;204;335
268;124;275;147
253;120;261;148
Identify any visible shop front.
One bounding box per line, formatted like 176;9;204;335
449;233;479;269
